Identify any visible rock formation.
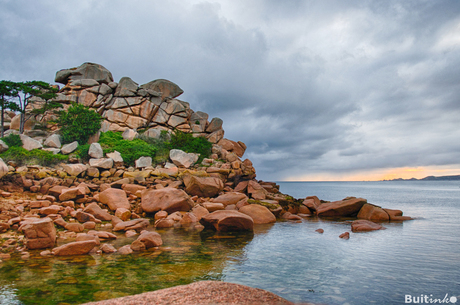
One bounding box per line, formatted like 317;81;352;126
44;62;224;143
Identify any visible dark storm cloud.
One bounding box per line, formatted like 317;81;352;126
1;0;459;180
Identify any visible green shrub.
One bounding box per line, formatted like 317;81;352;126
168;130;212;163
56;103;102;144
1;134;22;147
99;131;157;166
75;144;90;162
138;131;170;164
0;146;68;166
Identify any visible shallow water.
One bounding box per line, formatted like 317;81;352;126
1;181;459;304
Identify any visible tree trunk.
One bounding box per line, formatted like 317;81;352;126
19;112;25;134
1;107;4;138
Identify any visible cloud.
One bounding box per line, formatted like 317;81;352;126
1;0;459;181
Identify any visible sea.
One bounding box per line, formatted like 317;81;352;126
222;181;460;304
0;180;459;305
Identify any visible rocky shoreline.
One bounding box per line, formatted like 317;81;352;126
0;62;413;304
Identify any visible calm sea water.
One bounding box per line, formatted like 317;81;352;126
1;181;459;305
223;181;460;304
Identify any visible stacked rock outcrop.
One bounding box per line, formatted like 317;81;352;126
41;62;224;143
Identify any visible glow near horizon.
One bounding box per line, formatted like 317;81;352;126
283;166;460;181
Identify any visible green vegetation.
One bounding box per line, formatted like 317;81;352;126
56;103;102;144
98;131;157;166
168;130;212;163
1;134;22;147
0;146;68;166
0;80;58;134
92;129;212;166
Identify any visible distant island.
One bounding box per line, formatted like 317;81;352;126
382;175;460;181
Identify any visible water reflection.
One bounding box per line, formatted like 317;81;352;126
0;226;256;305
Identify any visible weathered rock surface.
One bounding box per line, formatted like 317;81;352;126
141;188;192;214
99;188;130;211
169;149;198;168
20;217;56;250
113;218;150;232
135;231;163;249
44;134;62;148
84;203;112;221
61;141;79;154
88;143;103;159
20;134;43;151
183;175;224;198
317;197;367;217
0;158;8;179
210;192;248;206
81;280;294;305
200;210;254;231
52;240;98;256
55;62;113;84
62;163;87;177
239;204;276;224
357;203;390;222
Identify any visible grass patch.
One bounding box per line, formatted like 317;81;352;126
0;146;68;166
1;134;22;147
98;131;157;166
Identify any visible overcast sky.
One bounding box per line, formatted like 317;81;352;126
1;0;459;181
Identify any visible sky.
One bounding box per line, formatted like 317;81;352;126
1;0;460;181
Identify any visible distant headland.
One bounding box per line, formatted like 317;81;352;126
382;174;460;181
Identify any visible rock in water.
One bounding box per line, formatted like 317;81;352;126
200;210;254;231
239;204;276;224
20;217;56;250
317;197;367;217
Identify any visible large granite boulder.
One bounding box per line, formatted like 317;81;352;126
88;143;103;159
61;163;87;177
217;138;246;158
115;77;138;97
210;192;248;206
239;204;276;224
99;188;130;211
141;188;193;214
83;203;113;221
0;158;8;179
44;134;62;148
317;197;367;218
55;62;113;84
183;175;224;198
200;210;254;231
135;231;163;249
52;240;98;256
113;218;150;232
302;196;321;212
139;79;184;100
20;217;56;249
383;208;413;221
357;203;390;222
20;134;43;151
169;149;199;168
247;180;267;200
